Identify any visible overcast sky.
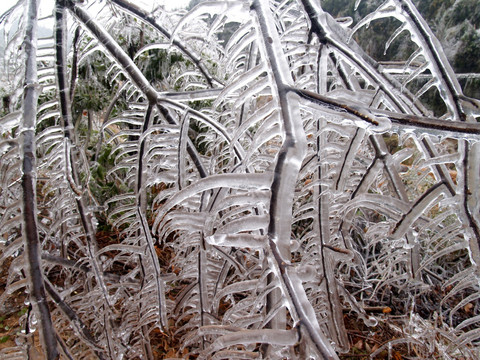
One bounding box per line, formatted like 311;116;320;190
0;0;191;17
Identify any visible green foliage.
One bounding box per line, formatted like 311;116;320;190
90;144;123;205
0;335;9;343
17;308;27;317
448;0;480;27
72;53;112;119
137;49;184;83
454;29;480;73
320;0;357;18
414;0;454;22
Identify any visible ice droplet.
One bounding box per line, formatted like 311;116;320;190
290;239;300;252
296;265;316;282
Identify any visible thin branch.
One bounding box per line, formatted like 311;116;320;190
55;0;117;340
44;280;105;359
294;88;480;137
136;104;168;330
22;0;59;357
252;1;338;358
67;0;159;103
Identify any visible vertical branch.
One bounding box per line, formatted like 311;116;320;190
252;0;297;334
136;104;168;330
462;140;480;264
315;118;350;352
54;5;119;356
252;1;337;358
252;0;305;265
22;0;59;358
69;26;81;101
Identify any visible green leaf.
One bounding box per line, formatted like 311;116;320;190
0;335;10;343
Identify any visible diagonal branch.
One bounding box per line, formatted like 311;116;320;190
67;0;158;103
44;280;105;359
67;0;212;179
109;0;223;88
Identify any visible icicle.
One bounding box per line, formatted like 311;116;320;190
354;0;362;11
205;233;266;249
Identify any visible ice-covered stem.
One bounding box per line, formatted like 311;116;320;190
299;0;418;115
66;0;158;103
136;104;168;330
268;239;340;360
22;0;59;358
314;122;350;351
109;0;223;88
44;280;105;359
393;0;464;120
251;0;296;334
252;1;337;358
294;88;480;138
54;5;117;354
69;26;80;102
251;0;305;260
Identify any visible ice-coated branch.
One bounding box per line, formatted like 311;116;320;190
109;0;223;87
44;280;105;359
392;0;464;120
251;1;338;358
252;0;305;262
136;104;168;330
55;2;118;354
69;26;80;102
268;239;340;360
22;0;59;358
295;88;480;138
67;0;159;103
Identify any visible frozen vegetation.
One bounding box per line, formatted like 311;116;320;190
0;0;480;358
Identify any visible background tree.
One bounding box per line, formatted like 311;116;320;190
1;0;480;359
